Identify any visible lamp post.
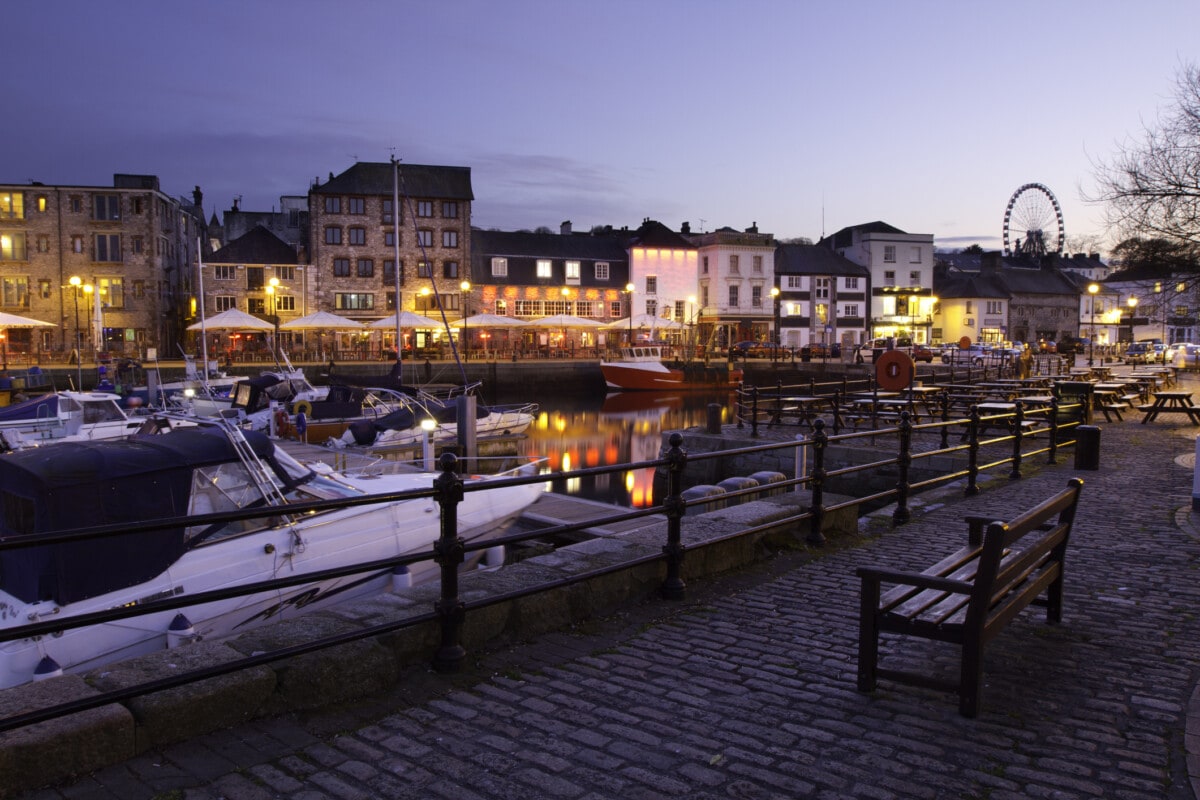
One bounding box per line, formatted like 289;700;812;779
68;276;83;388
1127;295;1139;351
266;276;280;360
460;280;471;361
82;282;95;356
1087;283;1099;367
625;282;635;345
770;286;780;362
687;294;697;360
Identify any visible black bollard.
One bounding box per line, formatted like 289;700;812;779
706;403;722;434
1075;425;1101;470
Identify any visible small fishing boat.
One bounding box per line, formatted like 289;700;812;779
0;418;545;688
0;390;146;445
600;346;742;391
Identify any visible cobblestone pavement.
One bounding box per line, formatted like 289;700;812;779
19;373;1200;800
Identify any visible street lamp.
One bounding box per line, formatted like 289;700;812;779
460;280;471;361
625;283;635;345
265;276;280;360
82;282;95;355
1087;283;1099;367
68;276;83;388
770;286;780;361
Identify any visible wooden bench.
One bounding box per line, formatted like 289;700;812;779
856;478;1084;717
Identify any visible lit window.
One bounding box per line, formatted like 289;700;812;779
536;260;552;278
491;258;508;277
565;261;580;284
0;193;23;219
0;232;26;260
595;262;609;280
335;293;374;310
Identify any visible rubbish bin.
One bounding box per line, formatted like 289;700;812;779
1075;425;1100;470
801;346;811;362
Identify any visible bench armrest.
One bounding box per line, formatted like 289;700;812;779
856;565;973;595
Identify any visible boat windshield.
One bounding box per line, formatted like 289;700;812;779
269;446;367;501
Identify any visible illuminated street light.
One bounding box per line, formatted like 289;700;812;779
1087;283;1099;367
265;276;280;360
460;280;471;361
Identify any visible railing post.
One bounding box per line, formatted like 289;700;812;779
750;386;760;438
773;379;783;427
661;432;687;600
736;385;745;429
808;420;827;545
1009;402;1024;480
432;452;466;673
1047;397;1060;464
892;411;913;524
965;406;981;496
939;392;950;450
832;389;843;435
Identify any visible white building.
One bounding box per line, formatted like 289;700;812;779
685;222;777;347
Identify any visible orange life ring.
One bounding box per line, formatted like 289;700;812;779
274;407;291;436
875;350;915;391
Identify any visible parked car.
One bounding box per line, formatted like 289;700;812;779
1123;342;1154;363
728;341;790;359
908;344;934;363
941;344;990;366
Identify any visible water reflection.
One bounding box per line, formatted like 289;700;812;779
507;390;735;508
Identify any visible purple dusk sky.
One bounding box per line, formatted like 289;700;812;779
4;0;1199;253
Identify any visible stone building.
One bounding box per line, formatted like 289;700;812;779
0;175;203;360
773;243;870;352
307;162;471;355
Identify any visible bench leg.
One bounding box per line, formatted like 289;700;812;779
959;635;984;718
857;579;881;692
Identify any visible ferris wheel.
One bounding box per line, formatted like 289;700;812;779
1002;183;1065;257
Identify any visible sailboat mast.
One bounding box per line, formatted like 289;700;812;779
197;235;209;378
391;156;403;381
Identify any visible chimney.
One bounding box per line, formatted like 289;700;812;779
192;186;203;211
560;220;572;236
747;221;758;234
681;221;691;235
981;252;1000;274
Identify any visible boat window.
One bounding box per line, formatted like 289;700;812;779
83;401;125;424
185;462;268;543
269;447;365;500
0;490;35;536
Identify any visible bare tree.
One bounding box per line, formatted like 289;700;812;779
1090;64;1200;250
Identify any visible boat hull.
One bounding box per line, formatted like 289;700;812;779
600;362;741;391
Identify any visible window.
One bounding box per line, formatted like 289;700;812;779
785;275;802;289
214;265;236;280
384;260;399;281
0;278;27;307
442;230;458;248
133;197;145;214
385;291;397;311
728;285;739;307
333;258;350;277
883;245;896;263
36;235;49;253
38;279;51;299
965;300;974;314
335;293;374;311
324;227;342;245
417;261;432;278
132;280;145;299
275;266;296;281
94;277;123;309
845;276;859;290
276;295;296;311
0;232;26;260
0;193;23;219
215;296;236;312
385;231;397;247
909;270;921;285
701;286;709;307
94;234;121;262
645;299;657;317
491;258;508;277
815;278;830;299
324;197;341;213
347;197;365;215
248;298;266;315
417;229;433;247
416;292;441;312
645;276;657;294
844;304;859;318
71;235;83;253
417;201;433;217
595;262;609;280
348;227;366;246
609;300;622;317
909;246;921;263
536;259;552;279
442;201;459;218
93;194;120;221
884;270;895;286
131;236;143;254
382;199;399;224
69;195;82;213
443;260;459;278
357;258;374;277
36;195;46;213
495;299;507;316
565;261;580;285
753;255;763;273
751;285;762;308
246;266;264;290
729;255;739;274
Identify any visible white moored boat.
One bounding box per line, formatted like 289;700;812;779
0;419;544;688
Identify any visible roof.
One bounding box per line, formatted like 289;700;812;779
630;219;696;250
819;221;907;250
471;228;629;261
775;243;869;277
313;162;474;201
934;273;1011;300
208;225;299;265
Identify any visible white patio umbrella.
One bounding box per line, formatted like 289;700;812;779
447;313;526;328
186;307;273;331
603;314;686;331
367;310;440;329
527;314;607;328
279;311;366;331
0;311;55;371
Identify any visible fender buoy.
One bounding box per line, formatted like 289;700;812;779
293;400;313;417
274;407;291;436
875;349;915;391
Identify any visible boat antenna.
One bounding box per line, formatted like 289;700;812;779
396;161;468;386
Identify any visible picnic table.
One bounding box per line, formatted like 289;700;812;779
1139;390;1200;424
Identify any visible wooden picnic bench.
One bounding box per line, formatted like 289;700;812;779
856;478;1084;717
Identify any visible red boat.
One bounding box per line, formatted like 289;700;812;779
599;346;742;391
